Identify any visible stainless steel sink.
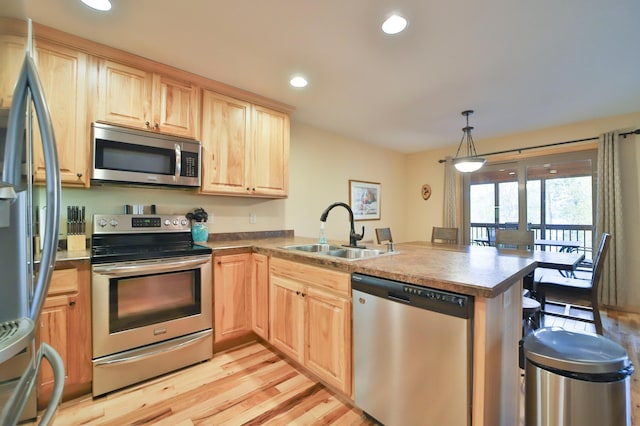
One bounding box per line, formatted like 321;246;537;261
281;244;393;261
282;243;343;253
327;248;386;259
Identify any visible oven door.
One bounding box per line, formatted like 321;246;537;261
91;254;212;358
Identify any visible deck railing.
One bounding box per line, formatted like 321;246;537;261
470;223;594;261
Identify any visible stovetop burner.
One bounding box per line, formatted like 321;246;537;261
91;214;212;264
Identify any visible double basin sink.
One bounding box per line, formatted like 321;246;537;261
282;243;393;261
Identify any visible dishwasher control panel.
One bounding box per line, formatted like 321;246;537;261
403;286;468;307
352;273;473;319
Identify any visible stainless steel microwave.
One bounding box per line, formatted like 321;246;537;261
91;122;201;187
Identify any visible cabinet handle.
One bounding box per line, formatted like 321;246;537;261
76;172;83;178
217;261;222;265
301;293;305;297
69;300;76;307
145;121;159;130
296;291;300;295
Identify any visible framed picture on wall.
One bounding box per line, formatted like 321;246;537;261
349;180;381;221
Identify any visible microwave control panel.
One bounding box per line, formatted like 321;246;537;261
181;152;199;177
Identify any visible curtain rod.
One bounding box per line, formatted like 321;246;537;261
438;128;640;164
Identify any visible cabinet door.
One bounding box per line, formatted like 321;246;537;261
36;263;91;408
0;33;26;109
305;286;352;396
250;253;269;340
97;59;152;129
249;105;289;197
213;253;251;343
200;90;250;195
37;295;71;396
33;40;89;186
152;74;199;138
269;274;304;363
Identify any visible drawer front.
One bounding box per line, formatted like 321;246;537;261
48;267;78;295
269;257;349;296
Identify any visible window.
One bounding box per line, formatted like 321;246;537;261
463;151;596;259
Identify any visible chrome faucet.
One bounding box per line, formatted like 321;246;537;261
320;202;364;248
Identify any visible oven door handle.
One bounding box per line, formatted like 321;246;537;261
93;331;210;367
93;256;211;277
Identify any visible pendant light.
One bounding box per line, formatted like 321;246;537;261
452;110;486;173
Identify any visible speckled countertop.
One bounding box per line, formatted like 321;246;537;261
201;235;541;298
52;230;582;299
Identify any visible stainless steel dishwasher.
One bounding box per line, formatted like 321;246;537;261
352;273;474;426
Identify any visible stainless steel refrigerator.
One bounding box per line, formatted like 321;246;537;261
0;6;65;425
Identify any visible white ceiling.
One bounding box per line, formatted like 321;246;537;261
21;0;640;153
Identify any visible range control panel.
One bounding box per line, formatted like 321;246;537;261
92;214;191;234
403;285;468;308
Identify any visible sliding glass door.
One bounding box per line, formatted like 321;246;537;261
463;150;597;259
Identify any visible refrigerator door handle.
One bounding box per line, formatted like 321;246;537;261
5;53;61;325
0;343;65;426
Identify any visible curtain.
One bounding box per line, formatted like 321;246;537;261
443;156;457;228
596;131;624;306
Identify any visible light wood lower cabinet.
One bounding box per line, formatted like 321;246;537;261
250;253;269;340
36;260;91;408
213;253;252;343
269;257;352;396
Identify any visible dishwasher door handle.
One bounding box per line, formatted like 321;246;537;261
388;293;411;304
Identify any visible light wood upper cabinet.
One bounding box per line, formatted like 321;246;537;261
200;90;250;193
97;59;198;138
36;261;92;408
250;105;289;197
32;40;89;186
0;33;26;109
251;253;269;340
269;257;352;396
213;253;252;343
200;89;289;197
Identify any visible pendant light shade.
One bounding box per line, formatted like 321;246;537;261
453;110;485;173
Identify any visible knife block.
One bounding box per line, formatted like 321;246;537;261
67;234;86;251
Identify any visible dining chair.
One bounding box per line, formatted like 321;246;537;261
495;229;534;250
375;227;393;244
534;233;611;335
431;227;459;244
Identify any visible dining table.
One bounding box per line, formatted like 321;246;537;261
534;239;581;253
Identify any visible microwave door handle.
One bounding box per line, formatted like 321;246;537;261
93;256;211;277
175;144;181;181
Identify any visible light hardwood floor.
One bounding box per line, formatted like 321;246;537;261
32;308;638;426
40;342;373;425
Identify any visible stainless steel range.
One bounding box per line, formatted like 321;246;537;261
90;214;213;397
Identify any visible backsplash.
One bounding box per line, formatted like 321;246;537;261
34;185;287;238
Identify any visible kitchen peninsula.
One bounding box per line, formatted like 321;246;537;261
207;235;546;426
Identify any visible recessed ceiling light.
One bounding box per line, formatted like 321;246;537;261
81;0;112;11
289;75;308;88
382;14;407;35
549;169;558;174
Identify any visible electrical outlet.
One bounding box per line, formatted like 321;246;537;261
250;213;257;224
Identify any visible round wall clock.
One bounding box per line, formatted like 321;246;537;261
421;184;432;200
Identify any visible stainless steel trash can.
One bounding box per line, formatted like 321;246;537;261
523;327;634;426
